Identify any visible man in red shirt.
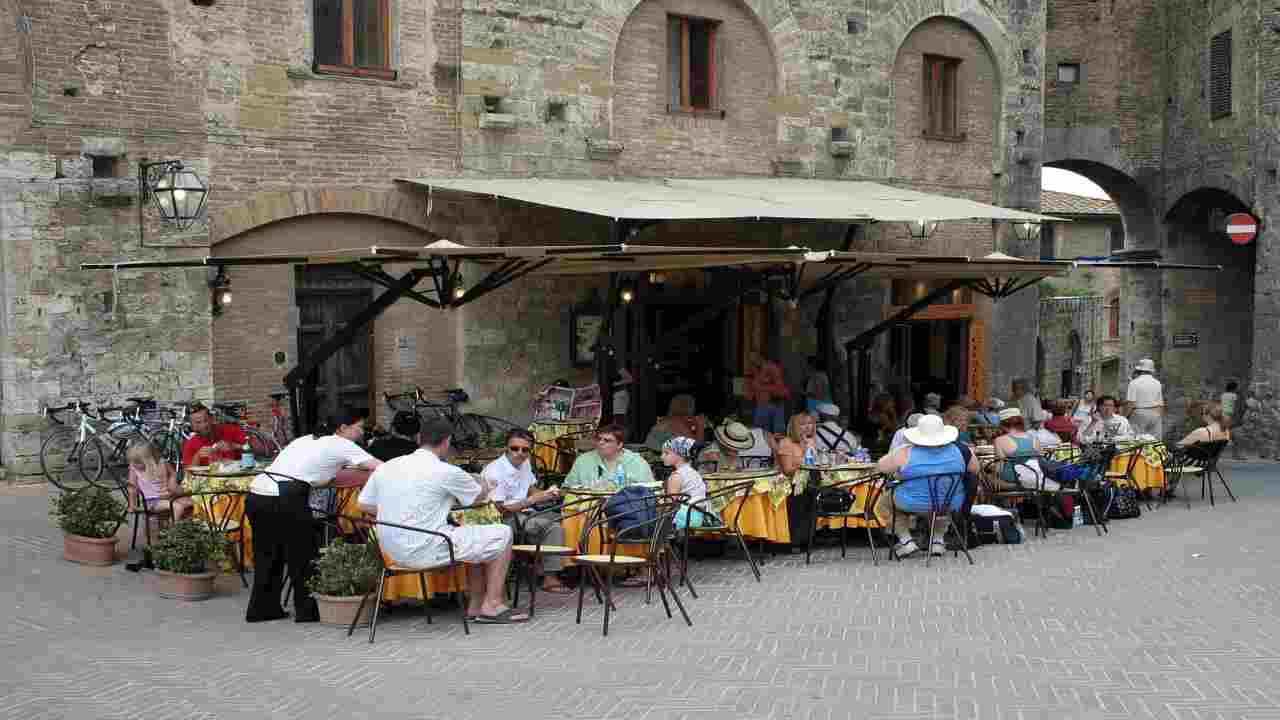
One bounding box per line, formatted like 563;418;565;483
182;404;249;466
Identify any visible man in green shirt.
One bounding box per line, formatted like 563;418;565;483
565;424;656;489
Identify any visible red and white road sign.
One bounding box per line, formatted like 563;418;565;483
1226;212;1258;245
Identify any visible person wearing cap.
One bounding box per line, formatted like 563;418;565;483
1127;358;1164;438
890;413;924;452
993;408;1057;491
662;436;712;529
814;402;858;457
706;421;756;471
975;398;1004;426
875;414;978;558
1080;395;1133;443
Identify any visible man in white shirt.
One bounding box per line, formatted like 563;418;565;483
1126;358;1164;438
245;410;382;624
813;402;858;456
358;418;528;624
1080;395;1133;443
890;413;923;451
481;429;569;595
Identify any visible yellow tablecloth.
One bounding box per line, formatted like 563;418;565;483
185;465;261;572
530;420;595;474
1109;444;1167;491
706;466;883;544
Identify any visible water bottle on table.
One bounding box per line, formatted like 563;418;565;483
240;441;254;470
613;466;626;490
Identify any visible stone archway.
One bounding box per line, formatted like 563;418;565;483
209;187;435;246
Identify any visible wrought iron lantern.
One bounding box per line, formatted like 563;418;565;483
141;160;208;232
1011;218;1043;244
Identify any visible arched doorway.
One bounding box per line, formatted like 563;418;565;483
1161;187;1256;424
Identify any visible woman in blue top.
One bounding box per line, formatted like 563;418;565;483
993;408;1057;491
876;414;978;558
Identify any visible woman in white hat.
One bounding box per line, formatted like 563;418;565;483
875;414;978;558
705;421;756;472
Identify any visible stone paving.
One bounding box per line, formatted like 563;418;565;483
4;465;1280;720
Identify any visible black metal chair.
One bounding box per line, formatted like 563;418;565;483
805;472;887;566
980;455;1050;538
885;472;972;566
571;492;692;637
1168;440;1233;508
184;489;250;588
1044;446;1111;536
114;469;177;555
1105;444;1147;504
338;514;470;643
509;495;605;618
678;478;764;591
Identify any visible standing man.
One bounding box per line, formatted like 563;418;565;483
358;418;528;624
182;403;249;466
482;429;569;595
1011;379;1043;429
1127;358;1164;438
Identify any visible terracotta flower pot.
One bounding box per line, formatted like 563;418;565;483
63;534;117;566
315;593;374;627
152;569;218;601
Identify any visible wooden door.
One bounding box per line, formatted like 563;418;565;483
296;269;373;428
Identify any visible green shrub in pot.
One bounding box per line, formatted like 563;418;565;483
50;487;124;539
151;519;226;575
308;539;381;597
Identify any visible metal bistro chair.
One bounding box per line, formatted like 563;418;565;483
1168;439;1233;508
980;455;1051;538
806;472;887;566
885;472;973;566
339;514;470;643
678;478;765;593
510;495;606;618
1105;444;1147;504
114;469;177;555
571;492;692;637
1044;446;1110;536
184;489;250;588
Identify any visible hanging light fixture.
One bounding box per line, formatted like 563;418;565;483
904;219;940;241
451;272;466;300
144;161;208;231
209;267;232;316
1011;218;1043;244
620;284;635;304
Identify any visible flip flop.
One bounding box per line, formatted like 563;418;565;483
540;584;574;595
618;575;648;588
474;608;530;624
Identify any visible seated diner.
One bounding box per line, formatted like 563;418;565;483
875;414;978;558
566;423;656;489
482;428;569;595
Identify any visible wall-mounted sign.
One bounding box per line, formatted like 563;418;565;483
1226;212;1259;246
1172;332;1199;349
1185;288;1216;305
396;335;417;369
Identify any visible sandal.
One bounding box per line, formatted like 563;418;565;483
618;575;648;588
540;583;574;595
474;607;530;624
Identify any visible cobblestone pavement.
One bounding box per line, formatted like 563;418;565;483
4;467;1280;720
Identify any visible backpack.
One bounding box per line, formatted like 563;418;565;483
604;486;658;541
1106;486;1142;519
816;486;854;514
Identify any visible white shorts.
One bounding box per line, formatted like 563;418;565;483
446;524;512;564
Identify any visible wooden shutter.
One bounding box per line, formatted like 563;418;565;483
1210;30;1232;119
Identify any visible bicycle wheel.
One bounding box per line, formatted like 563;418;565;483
75;437;108;488
40;427;91;491
243;426;282;459
151;430;184;467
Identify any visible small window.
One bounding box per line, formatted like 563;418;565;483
1106;298;1120;339
668;15;718;111
1108;224;1124;252
1210;30;1232;118
91;156;118;178
923;55;960;138
1039;224;1056;260
1057;63;1080;83
314;0;394;79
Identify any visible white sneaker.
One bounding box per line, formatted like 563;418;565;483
930;540;946;556
893;538;919;558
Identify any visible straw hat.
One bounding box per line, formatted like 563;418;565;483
997;407;1022;422
713;422;755;451
903;414;958;447
1135;358;1156;373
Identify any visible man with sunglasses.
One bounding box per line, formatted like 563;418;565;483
481;429;570;594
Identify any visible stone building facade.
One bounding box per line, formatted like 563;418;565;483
0;0;1066;475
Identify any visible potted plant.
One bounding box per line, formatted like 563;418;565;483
51;487;124;566
308;539;382;627
150;519;226;600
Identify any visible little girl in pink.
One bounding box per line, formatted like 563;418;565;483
126;439;191;522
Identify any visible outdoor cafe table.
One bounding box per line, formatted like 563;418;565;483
184;461;269;570
1046;441;1168;491
702;464;880;545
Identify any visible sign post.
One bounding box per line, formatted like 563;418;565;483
1226;212;1259;245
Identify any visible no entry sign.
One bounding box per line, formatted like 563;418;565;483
1226;212;1258;245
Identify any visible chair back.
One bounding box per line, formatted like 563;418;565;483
337;513;458;568
186;489;248;536
1179;439;1229;468
891;472;967;513
583;492;689;561
998;453;1047;491
688;478;756;528
512;495;603;548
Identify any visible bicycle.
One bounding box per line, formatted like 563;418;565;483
381;387;495;450
39;400;154;490
208;401;283;459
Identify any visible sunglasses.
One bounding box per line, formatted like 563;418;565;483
507;445;531;454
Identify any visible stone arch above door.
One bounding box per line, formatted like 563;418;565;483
210;188;434;246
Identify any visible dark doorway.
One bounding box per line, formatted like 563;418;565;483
296;267;374;429
644;301;734;421
889;319;970;407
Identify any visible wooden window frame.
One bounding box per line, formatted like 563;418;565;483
922;54;963;141
1106;298;1121;339
314;0;397;80
667;14;720;115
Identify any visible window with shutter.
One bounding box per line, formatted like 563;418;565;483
1210;30;1232;119
922;55;961;139
314;0;394;79
667;15;719;112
